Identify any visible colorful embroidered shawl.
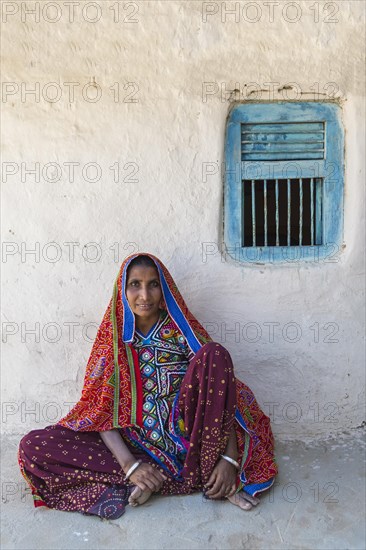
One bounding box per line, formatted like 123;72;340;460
57;253;211;432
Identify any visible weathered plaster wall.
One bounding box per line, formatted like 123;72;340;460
1;1;365;439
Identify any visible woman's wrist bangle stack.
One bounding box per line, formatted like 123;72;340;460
220;454;240;469
124;460;141;480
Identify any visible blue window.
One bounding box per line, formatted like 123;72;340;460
224;102;345;263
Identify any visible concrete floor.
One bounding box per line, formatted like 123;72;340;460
1;429;365;550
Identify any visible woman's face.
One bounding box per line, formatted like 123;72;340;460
125;264;163;326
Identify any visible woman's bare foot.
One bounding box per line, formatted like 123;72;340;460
227;491;260;510
128;486;153;507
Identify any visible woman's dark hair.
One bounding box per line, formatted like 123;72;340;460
126;255;158;275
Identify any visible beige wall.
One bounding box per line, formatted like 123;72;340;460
1;1;365;439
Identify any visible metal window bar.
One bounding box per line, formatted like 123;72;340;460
251;179;256;247
315;178;323;245
310;178;314;246
242;177;323;247
299;178;303;246
287;179;291;246
275;179;279;246
264;179;268;246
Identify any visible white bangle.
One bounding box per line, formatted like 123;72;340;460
220;454;240;469
124;460;141;480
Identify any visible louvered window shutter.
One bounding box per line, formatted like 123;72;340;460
224;102;344;263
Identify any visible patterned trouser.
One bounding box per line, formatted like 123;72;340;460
18;342;277;519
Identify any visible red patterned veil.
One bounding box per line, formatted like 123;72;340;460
57;252;211;432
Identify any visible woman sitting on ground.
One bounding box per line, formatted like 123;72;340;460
18;252;277;519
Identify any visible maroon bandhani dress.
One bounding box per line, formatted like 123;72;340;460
18;253;277;519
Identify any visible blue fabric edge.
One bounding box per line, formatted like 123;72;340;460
242;477;275;497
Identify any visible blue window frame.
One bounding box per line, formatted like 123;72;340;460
224;102;345;263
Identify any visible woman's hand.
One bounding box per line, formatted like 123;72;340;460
204;458;237;499
129;462;167;493
205;426;239;499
